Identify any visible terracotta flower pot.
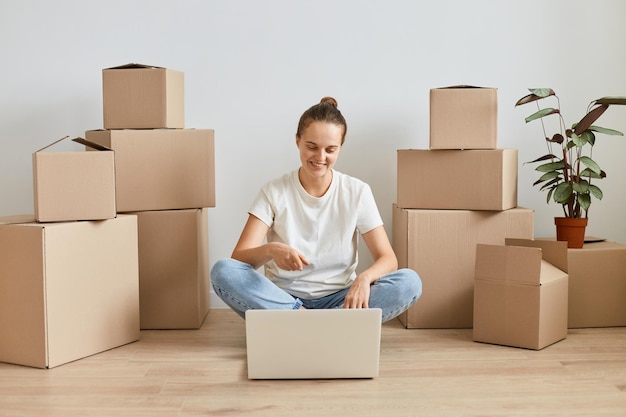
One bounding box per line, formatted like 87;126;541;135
554;217;588;249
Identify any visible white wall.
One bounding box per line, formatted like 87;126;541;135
2;0;626;308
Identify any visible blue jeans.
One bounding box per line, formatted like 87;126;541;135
211;258;422;323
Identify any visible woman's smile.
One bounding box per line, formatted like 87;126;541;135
309;160;326;169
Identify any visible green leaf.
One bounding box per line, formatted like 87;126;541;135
539;177;561;191
580;130;596;146
571;133;587;147
589;125;624;136
553;182;573;204
530;88;555;98
580;168;606;179
535;161;565;172
572;181;589;193
515;89;555;106
525;108;560;123
589;184;603;200
546;187;554;203
534;171;561;185
578;193;591;211
580;156;601;175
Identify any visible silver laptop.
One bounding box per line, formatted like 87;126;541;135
245;308;382;379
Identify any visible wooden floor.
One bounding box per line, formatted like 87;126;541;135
1;309;626;417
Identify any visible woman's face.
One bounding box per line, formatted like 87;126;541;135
296;121;344;180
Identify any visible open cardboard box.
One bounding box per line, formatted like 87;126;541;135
33;136;116;222
473;238;569;350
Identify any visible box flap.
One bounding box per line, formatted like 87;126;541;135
72;137;111;151
34;136;70;153
105;63;163;70
34;137;111;153
434;85;495;90
539;260;568;285
476;244;542;285
505;238;568;273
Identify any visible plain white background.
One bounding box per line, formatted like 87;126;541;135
2;0;625;308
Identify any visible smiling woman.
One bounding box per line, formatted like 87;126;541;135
210;97;422;323
295;97;346;198
296;120;343;197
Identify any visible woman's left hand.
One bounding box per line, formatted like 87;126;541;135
343;276;371;309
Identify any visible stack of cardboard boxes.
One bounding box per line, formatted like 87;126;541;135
0;63;215;369
86;64;215;331
392;86;570;349
1;136;139;368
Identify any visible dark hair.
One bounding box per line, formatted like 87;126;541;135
296;97;347;144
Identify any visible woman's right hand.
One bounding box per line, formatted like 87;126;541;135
231;215;310;271
270;242;310;271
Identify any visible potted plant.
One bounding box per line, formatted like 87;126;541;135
515;88;626;248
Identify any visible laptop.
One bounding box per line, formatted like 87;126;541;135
245;308;382;379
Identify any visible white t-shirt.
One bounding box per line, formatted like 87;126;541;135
249;169;383;299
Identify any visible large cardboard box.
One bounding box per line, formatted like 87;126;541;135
103;63;184;129
393;206;534;329
133;208;210;329
566;241;626;328
430;86;497;149
397;149;517;210
473;239;569;350
0;215;140;369
33;137;116;222
85;129;215;212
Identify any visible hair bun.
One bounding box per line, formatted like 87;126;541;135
320;96;338;107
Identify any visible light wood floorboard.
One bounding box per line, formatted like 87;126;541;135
1;309;626;416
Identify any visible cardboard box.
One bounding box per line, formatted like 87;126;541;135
566;241;626;328
85;129;215;212
430;86;497;149
393;206;534;329
103;63;184;129
0;215;140;369
133;208;210;329
33;137;116;222
397;149;518;210
473;239;569;350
